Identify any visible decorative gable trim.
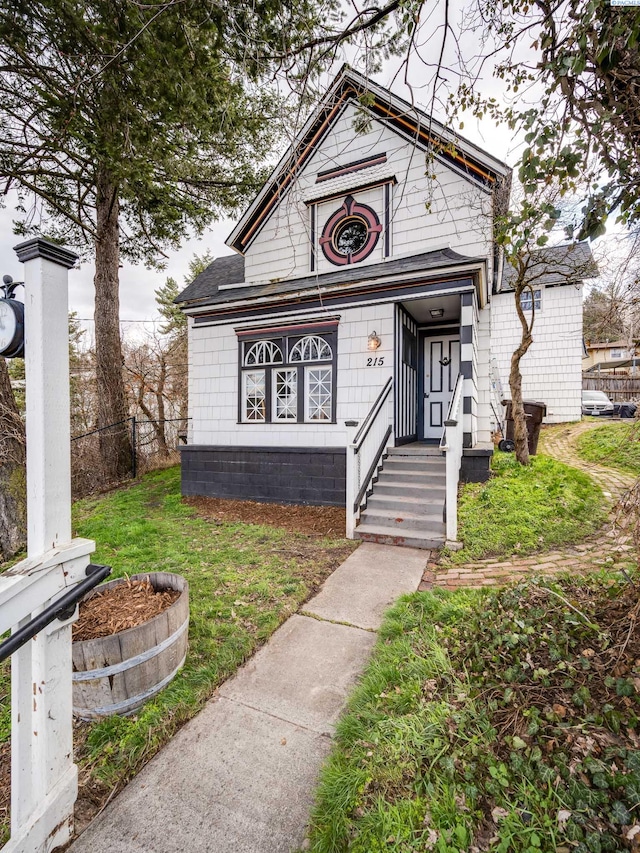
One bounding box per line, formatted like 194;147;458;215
316;153;387;182
226;66;511;256
303;171;396;205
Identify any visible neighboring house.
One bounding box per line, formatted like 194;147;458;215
175;66;593;547
583;340;639;375
491;243;595;420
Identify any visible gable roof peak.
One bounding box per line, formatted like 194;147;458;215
226;67;512;255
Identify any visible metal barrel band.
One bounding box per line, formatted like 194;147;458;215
73;655;187;718
72;619;188;681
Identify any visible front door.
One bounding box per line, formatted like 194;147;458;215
422;335;460;440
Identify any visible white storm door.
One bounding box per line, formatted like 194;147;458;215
423;336;460;440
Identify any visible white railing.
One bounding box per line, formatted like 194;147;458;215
346;378;394;538
489;357;507;432
440;373;464;543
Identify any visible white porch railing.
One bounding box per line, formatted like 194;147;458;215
346;377;394;538
440;373;464;543
489;356;507;432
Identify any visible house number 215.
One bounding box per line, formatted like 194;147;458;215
366;356;385;366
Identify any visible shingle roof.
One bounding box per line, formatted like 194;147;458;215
500;242;597;290
175;248;484;309
176;254;245;304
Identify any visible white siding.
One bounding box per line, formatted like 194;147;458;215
242;102;493;285
490;284;583;423
188;303;395;449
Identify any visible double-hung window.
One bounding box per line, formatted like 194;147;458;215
239;329;337;424
519;288;542;311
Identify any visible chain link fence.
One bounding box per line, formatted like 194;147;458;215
70;417;189;499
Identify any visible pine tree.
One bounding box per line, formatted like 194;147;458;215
0;1;294;479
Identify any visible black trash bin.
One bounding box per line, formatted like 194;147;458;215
502;400;547;455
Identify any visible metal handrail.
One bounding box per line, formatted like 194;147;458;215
0;563;111;663
353;424;393;512
440;373;464;449
353;377;393;450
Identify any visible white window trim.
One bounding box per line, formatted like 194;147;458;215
242;370;266;422
273;368;298;422
304;366;333;423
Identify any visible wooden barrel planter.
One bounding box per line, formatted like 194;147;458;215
72;572;189;719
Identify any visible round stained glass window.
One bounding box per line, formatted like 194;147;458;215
334;218;368;256
319;195;382;266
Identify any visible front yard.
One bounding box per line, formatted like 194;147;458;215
0;466;355;842
0;432;633;845
306;428;639;852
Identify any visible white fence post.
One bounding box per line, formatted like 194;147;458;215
3;239;95;853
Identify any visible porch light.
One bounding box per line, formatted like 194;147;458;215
430;308;444;318
367;330;381;351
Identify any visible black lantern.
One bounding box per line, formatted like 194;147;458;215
0;275;25;358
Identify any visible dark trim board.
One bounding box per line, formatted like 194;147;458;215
181;445;346;506
395;303;418;443
193;278;476;327
317;153;387;182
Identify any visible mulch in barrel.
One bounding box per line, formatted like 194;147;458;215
73;578;179;642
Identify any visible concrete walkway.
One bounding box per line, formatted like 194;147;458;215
68;543;428;853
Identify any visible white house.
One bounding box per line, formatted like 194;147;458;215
175;66;592;548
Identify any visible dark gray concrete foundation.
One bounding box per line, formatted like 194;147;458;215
180;445;346;506
461;447;493;483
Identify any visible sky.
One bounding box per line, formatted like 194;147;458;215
0;207;233;343
0;1;614;340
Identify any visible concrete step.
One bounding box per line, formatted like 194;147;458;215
387;445;442;457
366;493;445;514
383;457;445;472
387;446;444;455
359;507;444;532
354;523;445;550
373;481;446;499
376;469;446;486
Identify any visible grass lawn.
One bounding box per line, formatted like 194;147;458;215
0;466;355;842
308;573;640;853
577;421;640;476
442;452;606;564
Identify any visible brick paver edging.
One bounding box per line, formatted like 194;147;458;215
420;420;637;592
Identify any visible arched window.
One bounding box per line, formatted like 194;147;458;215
239;329;336;424
289;335;332;363
244;340;283;366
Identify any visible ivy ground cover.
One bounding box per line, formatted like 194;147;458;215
308;574;640;853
